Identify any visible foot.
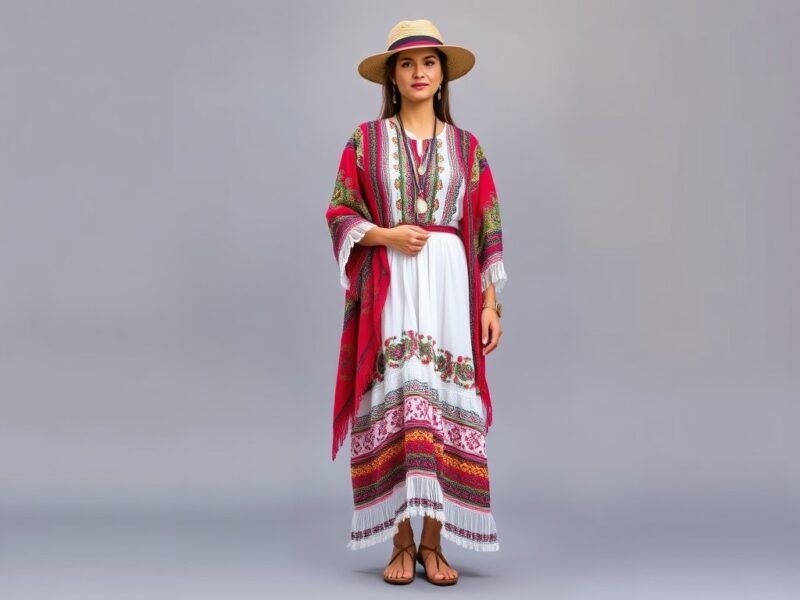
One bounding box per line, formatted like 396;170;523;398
419;518;458;582
384;521;415;582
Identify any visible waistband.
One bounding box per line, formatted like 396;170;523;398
396;222;459;235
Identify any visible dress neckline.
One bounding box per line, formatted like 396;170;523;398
390;117;447;141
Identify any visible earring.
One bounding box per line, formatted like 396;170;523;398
392;83;397;104
437;85;442;101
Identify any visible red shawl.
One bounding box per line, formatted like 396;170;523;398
325;119;505;460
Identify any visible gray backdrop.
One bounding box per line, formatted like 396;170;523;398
1;1;798;598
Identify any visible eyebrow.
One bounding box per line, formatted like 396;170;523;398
399;55;438;61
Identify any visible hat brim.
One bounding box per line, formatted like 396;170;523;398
357;45;476;84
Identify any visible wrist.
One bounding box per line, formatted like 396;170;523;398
482;302;503;318
381;226;395;248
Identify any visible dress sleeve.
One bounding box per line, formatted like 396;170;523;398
470;139;508;294
325;126;377;291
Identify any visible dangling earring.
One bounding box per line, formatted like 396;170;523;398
437;85;442;101
392;83;397;104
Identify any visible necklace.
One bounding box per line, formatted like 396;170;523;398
395;113;439;217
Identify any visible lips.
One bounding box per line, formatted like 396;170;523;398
411;83;428;89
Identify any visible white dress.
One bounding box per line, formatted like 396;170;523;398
337;117;506;552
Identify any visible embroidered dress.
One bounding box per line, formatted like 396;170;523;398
326;117;507;552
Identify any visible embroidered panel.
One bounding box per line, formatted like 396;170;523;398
351;381;487;457
354;379;484;433
346;126;364;170
477;190;503;262
386;119;457;227
440;125;463;225
373;329;475;389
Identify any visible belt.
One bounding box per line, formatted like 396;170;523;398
396;222;459;235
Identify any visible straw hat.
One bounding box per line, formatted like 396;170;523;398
357;19;476;84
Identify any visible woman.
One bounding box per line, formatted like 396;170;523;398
325;19;508;586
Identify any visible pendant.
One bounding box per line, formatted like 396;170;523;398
415;197;428;213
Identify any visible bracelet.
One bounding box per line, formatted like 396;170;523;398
482;302;503;318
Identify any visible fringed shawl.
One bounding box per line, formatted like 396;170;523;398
325;119;505;460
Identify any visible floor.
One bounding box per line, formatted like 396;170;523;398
1;497;797;599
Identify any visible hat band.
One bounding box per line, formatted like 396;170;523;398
387;35;443;52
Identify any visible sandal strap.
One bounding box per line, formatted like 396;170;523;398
387;541;415;566
417;542;450;569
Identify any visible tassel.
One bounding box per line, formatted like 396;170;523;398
332;404;351;460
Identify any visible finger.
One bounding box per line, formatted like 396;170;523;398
491;321;499;344
481;315;490;347
484;320;500;355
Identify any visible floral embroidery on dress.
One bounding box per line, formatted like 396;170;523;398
374;329;475;388
435;348;475;389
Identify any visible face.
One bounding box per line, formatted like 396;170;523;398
391;47;444;104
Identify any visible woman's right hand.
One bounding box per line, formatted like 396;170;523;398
385;224;432;256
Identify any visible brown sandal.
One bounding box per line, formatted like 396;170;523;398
383;540;416;584
417;542;459;586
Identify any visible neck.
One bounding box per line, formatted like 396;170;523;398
397;100;438;132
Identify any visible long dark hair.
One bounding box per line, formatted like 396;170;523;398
378;48;456;126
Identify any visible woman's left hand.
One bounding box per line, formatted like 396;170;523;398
481;308;503;355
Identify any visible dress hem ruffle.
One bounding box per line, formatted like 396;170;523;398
346;474;499;553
